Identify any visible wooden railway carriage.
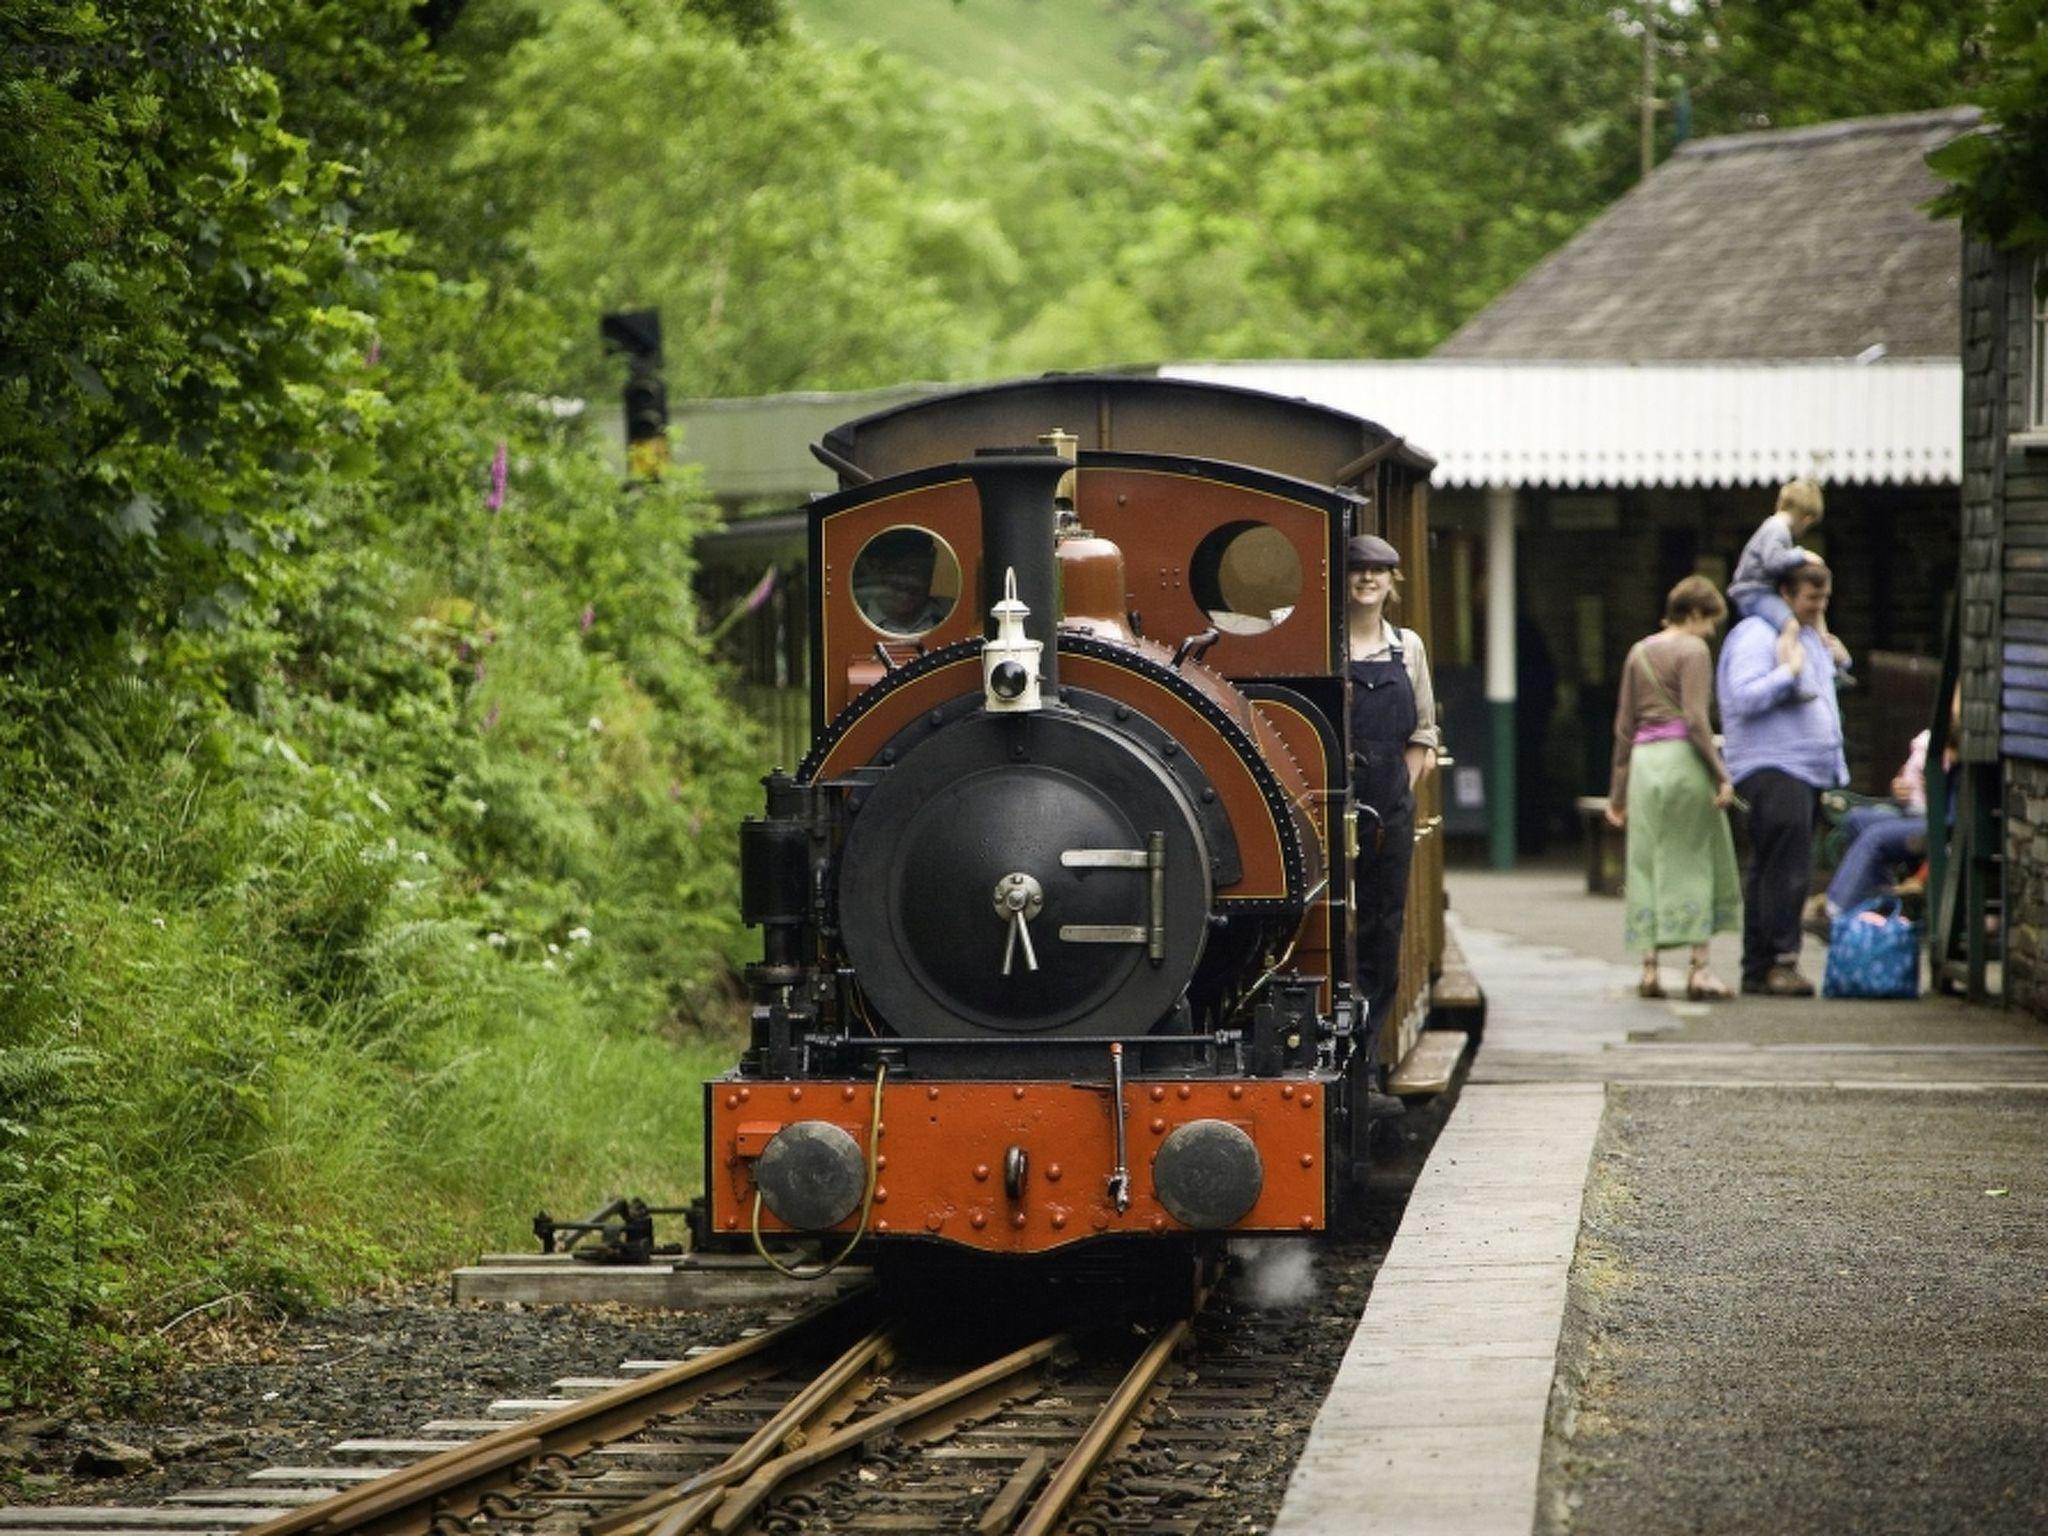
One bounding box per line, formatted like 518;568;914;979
704;375;1446;1261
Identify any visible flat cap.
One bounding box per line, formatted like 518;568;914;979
1345;533;1401;569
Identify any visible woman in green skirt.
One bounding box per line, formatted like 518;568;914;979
1605;575;1742;1000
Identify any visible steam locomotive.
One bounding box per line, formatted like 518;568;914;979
698;375;1451;1268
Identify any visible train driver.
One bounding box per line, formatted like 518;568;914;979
1345;534;1440;1101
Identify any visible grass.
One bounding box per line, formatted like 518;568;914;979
0;736;745;1373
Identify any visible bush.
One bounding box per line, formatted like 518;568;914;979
0;435;757;1400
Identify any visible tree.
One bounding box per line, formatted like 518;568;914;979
1666;1;1996;141
1927;0;2048;253
0;0;429;658
1115;0;1643;357
452;2;1001;396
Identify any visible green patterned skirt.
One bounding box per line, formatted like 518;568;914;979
1623;738;1742;952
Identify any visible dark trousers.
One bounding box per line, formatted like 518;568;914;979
1737;768;1819;982
1352;801;1415;1067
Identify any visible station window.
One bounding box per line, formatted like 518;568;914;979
1190;520;1303;636
850;525;961;638
2031;253;2047;431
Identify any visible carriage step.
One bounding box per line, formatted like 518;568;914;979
1389;1028;1470;1098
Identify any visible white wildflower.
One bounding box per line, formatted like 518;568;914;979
411;850;429;864
587;715;604;733
567;926;592;943
547;942;560;954
486;932;508;948
542;959;557;971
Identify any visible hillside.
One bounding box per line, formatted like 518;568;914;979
788;0;1210;103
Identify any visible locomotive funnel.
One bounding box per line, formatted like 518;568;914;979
968;448;1070;694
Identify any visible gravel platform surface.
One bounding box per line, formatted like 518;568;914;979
1542;1084;2048;1536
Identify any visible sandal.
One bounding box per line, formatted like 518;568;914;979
1686;962;1733;1002
1638;968;1666;999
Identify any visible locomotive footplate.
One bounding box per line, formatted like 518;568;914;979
706;1076;1330;1255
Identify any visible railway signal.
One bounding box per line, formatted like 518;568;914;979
600;308;669;479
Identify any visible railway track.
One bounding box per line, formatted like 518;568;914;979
7;1271;1313;1536
2;1098;1445;1536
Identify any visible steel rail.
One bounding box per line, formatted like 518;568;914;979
241;1285;874;1536
975;1449;1049;1536
1008;1312;1193;1536
588;1323;897;1536
705;1333;1071;1535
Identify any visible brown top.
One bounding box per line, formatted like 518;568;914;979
1609;631;1730;812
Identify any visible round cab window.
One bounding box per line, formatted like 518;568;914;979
1190;521;1302;636
850;526;962;638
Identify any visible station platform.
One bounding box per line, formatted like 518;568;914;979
1274;862;2048;1536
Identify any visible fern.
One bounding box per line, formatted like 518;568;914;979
0;1043;100;1113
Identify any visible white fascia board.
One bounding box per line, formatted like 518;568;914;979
1160;359;1961;490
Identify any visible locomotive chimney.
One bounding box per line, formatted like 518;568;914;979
968;447;1069;695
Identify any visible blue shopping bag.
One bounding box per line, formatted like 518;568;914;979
1822;898;1921;999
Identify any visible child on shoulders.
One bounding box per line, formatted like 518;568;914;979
1727;478;1852;676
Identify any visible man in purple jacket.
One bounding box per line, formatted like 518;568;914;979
1717;562;1847;996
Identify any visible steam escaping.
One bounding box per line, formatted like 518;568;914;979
1230;1238;1317;1310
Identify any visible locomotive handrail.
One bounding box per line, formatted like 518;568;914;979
822;1032;1236;1049
1106;1043;1132;1213
1332;434;1408;489
1223;931;1303;1025
809;437;873;484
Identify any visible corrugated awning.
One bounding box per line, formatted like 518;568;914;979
1159;359;1960;490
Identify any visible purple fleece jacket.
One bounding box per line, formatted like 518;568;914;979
1716;615;1847;789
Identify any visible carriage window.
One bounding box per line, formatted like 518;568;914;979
1189;521;1302;636
850;525;961;638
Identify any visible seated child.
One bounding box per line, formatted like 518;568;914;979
1728;478;1852;676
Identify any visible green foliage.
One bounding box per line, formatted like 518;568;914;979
789;0;1210;102
1668;1;1997;139
0;554;752;1401
1927;0;2048;251
0;0;426;658
0;0;760;1407
1137;0;1641;356
457;3;995;394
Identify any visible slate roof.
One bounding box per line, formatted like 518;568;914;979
1435;108;1980;362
